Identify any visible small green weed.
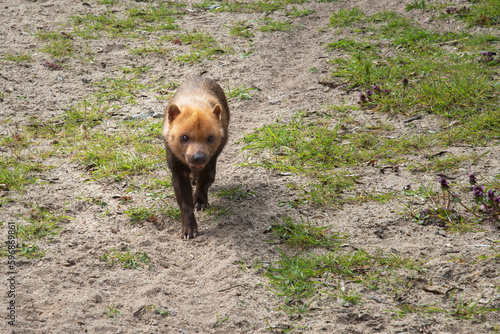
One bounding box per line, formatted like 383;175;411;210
101;248;150;269
213;313;230;328
204;205;232;221
17;243;45;259
102;303;122;318
146;305;170;316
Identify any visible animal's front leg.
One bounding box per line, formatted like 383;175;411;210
171;168;198;239
194;158;217;211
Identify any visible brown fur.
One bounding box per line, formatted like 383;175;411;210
162;77;229;239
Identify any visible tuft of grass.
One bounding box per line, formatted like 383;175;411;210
225;84;256;100
227;20;254;38
16;203;70;240
1;53;32;62
125;205;157;224
164;30;227;63
204;205;232;221
17;243;46;259
0;156;49;192
101;248;150;269
258;17;295;32
215;185;255;201
268;216;346;249
39;39;75;57
93;72;151;104
328;8;365;27
285;6;315;18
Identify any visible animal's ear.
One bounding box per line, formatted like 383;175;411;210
212;104;222;120
167;104;181;123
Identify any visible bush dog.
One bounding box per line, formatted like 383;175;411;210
162;77;230;239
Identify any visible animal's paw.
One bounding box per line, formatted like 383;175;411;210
181;223;199;240
194;193;208;211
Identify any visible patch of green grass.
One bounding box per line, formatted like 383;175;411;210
27;29;66;40
242;111;434;205
285;6;315;18
227;20;254;38
326;39;374;52
195;0;303;13
0;158;47;192
70;12;140;38
71;131;163;180
328;8;365;27
215;185;255;201
128;3;183;28
129;39;168;55
326;9;500;145
204;205;232;221
1;53;32;62
405;0;428;11
262;216;425;315
16;203;70;240
268;216;346;249
18;243;45;259
39;39;75;57
421;152;486;172
93;72;151;103
25;100;115;141
159;203;181;220
101;248;150;269
146;305;170;317
0;241;46;259
225;84;256;100
125;205;157;223
258;17;295;32
164;30;227;63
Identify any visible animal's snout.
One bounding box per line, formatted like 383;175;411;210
192;153;207;165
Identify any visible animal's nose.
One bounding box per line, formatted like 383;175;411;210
193;153;207;164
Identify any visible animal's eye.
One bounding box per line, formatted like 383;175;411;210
207;135;214;143
181;135;189;142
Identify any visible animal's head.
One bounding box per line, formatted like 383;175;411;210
164;103;223;171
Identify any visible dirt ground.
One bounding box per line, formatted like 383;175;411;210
1;0;499;333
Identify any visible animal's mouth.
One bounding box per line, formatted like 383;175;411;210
188;163;206;171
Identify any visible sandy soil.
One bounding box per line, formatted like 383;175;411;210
1;0;499;333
